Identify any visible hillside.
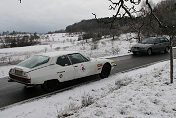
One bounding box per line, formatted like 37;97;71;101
65;17;135;34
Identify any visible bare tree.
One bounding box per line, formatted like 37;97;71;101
0;37;6;48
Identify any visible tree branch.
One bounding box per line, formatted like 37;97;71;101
145;0;164;28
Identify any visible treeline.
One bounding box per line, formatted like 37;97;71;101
66;17;133;35
47;29;66;34
0;31;28;36
0;33;40;48
66;17;136;41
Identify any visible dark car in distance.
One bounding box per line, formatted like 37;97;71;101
131;37;170;55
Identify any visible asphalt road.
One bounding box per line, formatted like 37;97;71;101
0;49;175;108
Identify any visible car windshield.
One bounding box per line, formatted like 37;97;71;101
18;55;50;69
141;38;155;44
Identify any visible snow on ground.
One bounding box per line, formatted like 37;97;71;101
0;60;176;118
0;65;14;78
0;33;137;64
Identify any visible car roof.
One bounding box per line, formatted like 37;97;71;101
37;51;79;57
145;37;167;39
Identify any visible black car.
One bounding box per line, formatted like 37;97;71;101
131;37;170;55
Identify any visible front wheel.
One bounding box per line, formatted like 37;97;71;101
99;63;111;79
164;47;169;53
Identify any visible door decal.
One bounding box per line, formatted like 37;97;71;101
81;64;86;72
59;74;63;78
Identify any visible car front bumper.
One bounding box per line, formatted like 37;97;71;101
131;48;148;53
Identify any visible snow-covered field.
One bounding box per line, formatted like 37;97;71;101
0;60;176;118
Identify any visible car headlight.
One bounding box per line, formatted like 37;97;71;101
111;61;115;65
111;61;116;66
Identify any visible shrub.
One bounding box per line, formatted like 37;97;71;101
81;94;94;107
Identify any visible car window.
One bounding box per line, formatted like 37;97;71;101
154;38;160;44
18;55;50;69
160;38;169;43
68;53;85;64
80;54;89;62
160;38;164;43
141;38;155;44
56;55;71;66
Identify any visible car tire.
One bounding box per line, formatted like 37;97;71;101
24;85;35;91
42;80;59;92
164;47;169;53
99;63;111;79
147;48;152;56
132;52;137;56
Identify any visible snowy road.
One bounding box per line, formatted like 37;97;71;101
0;50;175;108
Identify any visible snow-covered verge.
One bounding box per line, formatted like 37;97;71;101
0;60;176;118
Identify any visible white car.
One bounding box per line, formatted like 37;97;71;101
9;51;116;91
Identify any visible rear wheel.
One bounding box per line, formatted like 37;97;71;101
99;63;111;79
41;80;59;92
164;47;169;53
147;48;152;55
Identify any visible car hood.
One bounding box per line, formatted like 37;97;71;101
92;57;113;64
132;43;153;48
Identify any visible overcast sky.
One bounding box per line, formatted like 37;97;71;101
0;0;162;33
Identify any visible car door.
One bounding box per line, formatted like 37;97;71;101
55;55;76;82
153;38;162;52
160;38;169;49
68;53;94;79
79;54;97;76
